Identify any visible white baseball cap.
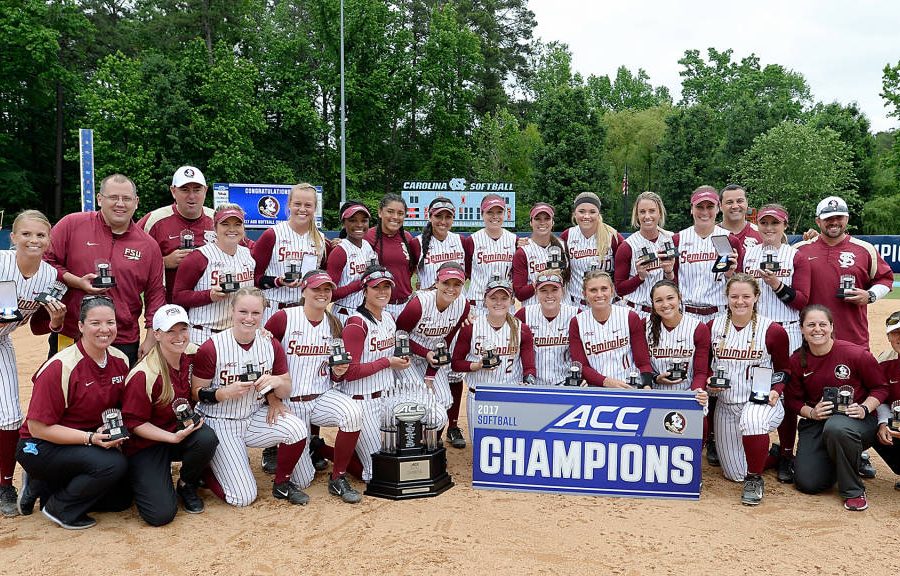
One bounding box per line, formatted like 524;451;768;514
816;196;849;218
887;311;900;335
152;304;190;332
172;166;207;188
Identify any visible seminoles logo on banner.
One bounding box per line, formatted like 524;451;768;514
258;196;280;218
838;252;856;268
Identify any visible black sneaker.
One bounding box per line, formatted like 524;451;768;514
858;452;876;479
447;427;466;449
777;455;795;484
706;437;721;467
0;485;18;518
309;436;329;472
272;481;310;506
328;474;362;504
177;481;205;514
17;472;37;516
741;474;765;506
42;506;97;530
261;446;278;475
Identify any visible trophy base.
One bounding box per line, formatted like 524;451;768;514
365;447;454;500
283;274;301;283
91;278;117;288
888;419;900;433
711;259;731;273
760;264;781;273
749;393;769;405
0;310;23;324
220;283;240;293
836;289;852;299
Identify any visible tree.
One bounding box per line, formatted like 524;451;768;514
734;121;857;233
862;194;900;234
586;66;672;112
807;102;876;201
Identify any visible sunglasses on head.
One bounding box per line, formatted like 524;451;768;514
363;269;394;285
536;274;562;284
888;312;900;327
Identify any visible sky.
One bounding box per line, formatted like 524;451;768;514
528;0;900;133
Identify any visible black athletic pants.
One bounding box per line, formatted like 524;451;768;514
794;414;877;499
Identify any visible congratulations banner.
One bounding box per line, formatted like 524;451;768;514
472;386;703;500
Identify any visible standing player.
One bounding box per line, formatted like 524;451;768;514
122;305;219;525
252;183;329;323
515;272;578;387
719;184;762;250
568;270;653;388
512;203;569;307
265;271;364;503
0;211;67;516
707;273;790;506
741;204;811;482
191;287;309;507
463;195;517;313
615;191;676;318
16;297;132;529
138;166;214;303
874;312;900;490
365;194;420;318
327;201;376;324
173;204;256;344
339;265;412;482
646;280;710;403
396;262;470;447
560;192;624;310
412;197;466;290
452;277;536;444
44;173;166;365
787;305;887;511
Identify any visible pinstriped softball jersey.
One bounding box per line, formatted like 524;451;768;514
466;229;516;304
621;230;674;310
563;225;615;307
194;330;276;420
522;303;578;386
573;306;637;382
186;243;255;336
339;312;396;396
676;225;730;310
463;315;523;389
416;231;465;289
259;222;325;307
646;314;701;391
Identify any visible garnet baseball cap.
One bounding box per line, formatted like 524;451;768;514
530;203;554;219
436;265;466;283
302;271;336;290
757;207;788;223
361;267;395;288
153;304;189;332
690;189;719;206
887;311;900;335
430;199;455;216
481;195;506;212
816;196;849;218
172;166;207;188
214;207;245;224
341;204;370;220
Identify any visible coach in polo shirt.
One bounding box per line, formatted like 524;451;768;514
44;173;166;365
138;166;216;303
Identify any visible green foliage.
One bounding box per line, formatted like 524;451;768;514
807;102;876;200
735;121;857;233
587;67;672;112
862;194;900;234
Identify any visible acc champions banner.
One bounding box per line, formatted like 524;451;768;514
472;386;703;500
213;183;323;229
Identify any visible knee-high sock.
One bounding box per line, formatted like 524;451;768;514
202;467;226;501
331;430;361;480
275;439;306;484
777;410;797;456
742;434;770;475
447;380;464;427
0;430;19;487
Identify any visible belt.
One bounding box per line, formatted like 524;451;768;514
684;305;720;316
624;300;652;314
277;301;301;310
351;391;382;400
290;393;321;402
193;325;223;334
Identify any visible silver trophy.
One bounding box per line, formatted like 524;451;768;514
172;398;202;429
101;409;129;441
836;275;855;299
328;337;351;366
91;259;116;288
836;385;854;414
709;364;731;389
889;401;900;432
546;245;563;271
180;229;195;250
564;361;582;386
394;331;411;358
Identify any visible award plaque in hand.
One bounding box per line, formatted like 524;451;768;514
748;366;772;404
0;281;22;324
432;341;451;366
328;338;351;367
836;275;855;299
760;252;780;273
101;409;129;441
709;364;731;390
92;259;117;288
172;398;202;429
563;361;582;386
668;361;688;382
283;259;302;283
219;270;240;293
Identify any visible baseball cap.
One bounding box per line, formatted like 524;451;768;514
484;276;513;297
302;271;336;290
153;304;189;332
887;311;900;335
436;265;466;283
430;199;455;216
757;207;788;223
214;207;245;224
530;203;554;219
481;195;506;212
361;267;395;288
535;273;563;290
341;204;370;220
816;196;849;218
172;166;207;188
691;189;719;206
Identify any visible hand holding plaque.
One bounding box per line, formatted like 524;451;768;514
836;275;855;299
101;409;129;441
708;364;731;390
546;245;563;271
172;398;202;429
563;361;582;386
431;340;451;366
218;268;240;293
748;366;773;404
660;241;677;261
394;331;411;358
835;385;854;414
35;280;66;305
91;259;116;288
283;259;302;283
760;250;780;273
709;235;734;273
328;337;351;367
481;342;500;370
180;229;196;250
668;361;688;382
0;281;22;324
638;247;658;267
628;370;645;389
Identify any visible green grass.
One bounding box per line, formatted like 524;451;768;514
887;274;900;300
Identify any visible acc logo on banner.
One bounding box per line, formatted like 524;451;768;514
472;386;703;500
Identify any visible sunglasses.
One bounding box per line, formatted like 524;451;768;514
83;295;114;304
363;269;394;285
485;277;512;292
888;312;900;327
536;274;562;284
430;201;455;213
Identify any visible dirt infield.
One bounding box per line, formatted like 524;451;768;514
1;302;898;575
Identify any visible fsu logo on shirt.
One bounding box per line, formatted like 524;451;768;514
124;248;142;261
838;252;856;268
834;364;851;380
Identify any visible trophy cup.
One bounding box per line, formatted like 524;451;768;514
172;398;202;429
239;362;262;386
180;229;195;250
91;259;116;288
836;275;856;299
628;370;644;389
638;246;658;266
835;385;854;414
367;391;453;500
328;337;351;367
35;280;65;304
218;268;240;293
710;235;734;273
0;281;22;324
760;250;781;273
422;377;441;451
432;340;451;366
481;342;500;369
394;331;411;358
888;401;900;432
546;245;563;271
101;409;129;441
709;364;731;389
661;241;677;261
668;361;688;382
283;259;302;283
564;361;582;386
749;366;772;404
822;386;839;412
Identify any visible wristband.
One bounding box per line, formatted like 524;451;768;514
198;387;219;404
86;432;94;446
861;404;870;417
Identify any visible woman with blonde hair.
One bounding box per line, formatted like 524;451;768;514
252;183;329;323
560;192;624;310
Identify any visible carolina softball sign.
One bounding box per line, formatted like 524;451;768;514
472;386;704;500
